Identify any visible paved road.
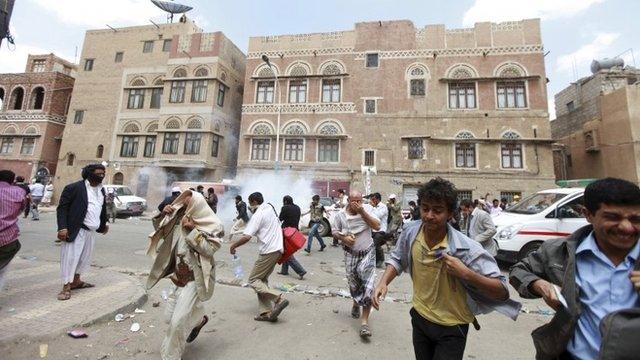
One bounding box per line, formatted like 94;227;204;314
2;211;554;359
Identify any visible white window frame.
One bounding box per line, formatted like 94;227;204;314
282;138;305;162
495;80;529;110
255;81;275;104
453;142;478;169
447;82;478;110
287;79;308;104
320;78;342;103
499;142;526;170
316;138;340;163
250;138;271;161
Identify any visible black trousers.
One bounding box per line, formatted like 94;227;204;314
0;240;21;270
372;231;386;265
410;308;468;360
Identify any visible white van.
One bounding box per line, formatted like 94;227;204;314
103;185;147;216
493;187;587;263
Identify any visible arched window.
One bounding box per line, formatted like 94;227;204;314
67;153;75;166
165;119;181;129
317;121;343;135
173;68;187;78
10;87;24;110
146;122;159;132
283;121;306;135
256;64;278;78
251;122;274;135
29;87;45;109
407;64;428;96
320;61;344;76
195;68;208;77
131;78;146;87
0;88;5;110
123;123;140;133
454;131;476;168
153;77;164;86
447;65;477;109
187;118;202;129
113;172;124;185
501;131;523;169
96;145;104;158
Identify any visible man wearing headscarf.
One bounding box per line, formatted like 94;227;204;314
147;190;224;360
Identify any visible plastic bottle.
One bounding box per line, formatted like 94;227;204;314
232;255;244;279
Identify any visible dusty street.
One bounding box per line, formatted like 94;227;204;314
0;211;553;359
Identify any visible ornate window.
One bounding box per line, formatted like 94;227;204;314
147;122;159;132
496;63;526;78
170;80;186;103
288;62;310;77
284;139;304;161
127;89;145;109
407;64;428;97
19;137;35;155
165;119;180;129
187;118;202;129
289;80;307;103
252;122;274;135
173;69;187;78
184;133;202;154
195;68;209;77
251;139;270;160
501;132;523;169
131;78;146;87
284;122;306;135
318;122;341;135
162;133;179;154
322;79;340;103
123;123;140;133
320;61;344;76
497;81;527;108
407;138;424;159
256;81;274;103
455;132;476;168
449;83;476;109
120;136;139;157
318;139;339;162
0;137;14;154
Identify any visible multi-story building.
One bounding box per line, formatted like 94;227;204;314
0;54;75;180
55;18;246;206
237;19;555;204
552;64;640;183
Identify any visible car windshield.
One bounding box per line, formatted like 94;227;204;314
506;193;567;214
112;187;133;196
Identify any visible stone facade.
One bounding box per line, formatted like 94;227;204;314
54;19;246;207
552;67;640;183
237;19;556;205
0;54;76;181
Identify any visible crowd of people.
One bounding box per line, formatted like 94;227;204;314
1;164;639;360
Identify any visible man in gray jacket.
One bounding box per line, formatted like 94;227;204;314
460;199;497;256
373;177;520;360
510;178;640;360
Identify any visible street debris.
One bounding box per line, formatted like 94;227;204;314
152;302;160;307
115;337;129;347
332;309;339;313
39;343;48;358
6;307;15;313
134;308;146;314
67;330;88;339
130;323;141;332
114;314;125;322
520;307;555;316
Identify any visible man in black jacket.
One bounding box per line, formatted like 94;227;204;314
229;195;249;240
278;195;307;279
157;186;181;212
56;164;109;301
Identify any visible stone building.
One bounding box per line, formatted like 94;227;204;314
551;65;640;183
55;18;246;206
237;19;556;205
0;54;75;180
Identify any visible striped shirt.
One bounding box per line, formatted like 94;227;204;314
0;182;26;247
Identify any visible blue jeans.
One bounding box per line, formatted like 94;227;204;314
280;255;306;276
306;222;326;251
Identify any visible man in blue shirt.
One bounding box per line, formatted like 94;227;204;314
510;178;640;359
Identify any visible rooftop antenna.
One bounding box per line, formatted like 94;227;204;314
150;0;193;23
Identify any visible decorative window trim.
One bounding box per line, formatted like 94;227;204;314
282;120;308;135
493;61;528;77
406;63;429;98
285;61;312;76
249;120;276;135
362;97;380;115
318;60;346;76
444;63;479;79
314;120;345;135
253;63;280;78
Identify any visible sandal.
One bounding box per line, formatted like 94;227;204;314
57;289;71;301
351;306;361;319
360;324;372;338
254;313;277;322
70;282;95;290
269;298;290;321
186;315;208;343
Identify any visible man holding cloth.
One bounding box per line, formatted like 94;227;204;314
332;190;380;337
230;192;290;322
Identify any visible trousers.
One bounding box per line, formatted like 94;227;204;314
248;251;282;314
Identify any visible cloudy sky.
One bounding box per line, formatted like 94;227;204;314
0;0;637;119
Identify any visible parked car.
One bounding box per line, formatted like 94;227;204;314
493;187;587;263
298;197;340;237
103;185;147;216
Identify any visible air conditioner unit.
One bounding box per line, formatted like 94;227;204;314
584;129;600;152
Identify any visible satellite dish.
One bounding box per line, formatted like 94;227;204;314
151;0;193;23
